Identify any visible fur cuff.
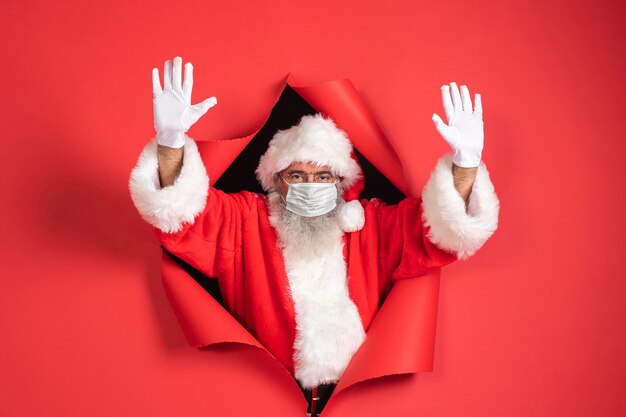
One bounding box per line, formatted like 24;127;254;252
129;136;209;234
337;200;365;233
421;154;499;259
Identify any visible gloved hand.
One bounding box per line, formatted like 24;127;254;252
432;82;483;168
152;56;217;148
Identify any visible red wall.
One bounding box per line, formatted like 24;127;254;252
1;0;624;416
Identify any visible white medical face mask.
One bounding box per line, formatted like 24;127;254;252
280;177;339;217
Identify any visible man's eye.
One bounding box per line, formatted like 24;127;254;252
290;174;302;179
316;175;333;182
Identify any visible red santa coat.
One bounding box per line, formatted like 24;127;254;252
129;136;500;386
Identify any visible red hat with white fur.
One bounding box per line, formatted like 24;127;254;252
256;113;365;232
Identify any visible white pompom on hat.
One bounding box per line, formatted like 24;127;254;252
256;113;365;232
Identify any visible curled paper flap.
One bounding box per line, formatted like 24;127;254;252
161;251;263;350
160;76;442;410
288;76;408;195
333;272;440;396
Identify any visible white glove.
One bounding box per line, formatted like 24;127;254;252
152;56;217;148
432;82;483;167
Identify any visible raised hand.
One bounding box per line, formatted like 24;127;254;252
152;56;217;148
432;82;483;168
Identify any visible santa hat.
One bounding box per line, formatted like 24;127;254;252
256;113;365;232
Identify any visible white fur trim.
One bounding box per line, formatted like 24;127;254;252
282;229;366;388
267;197;366;388
129;136;209;234
256;113;362;193
337;200;365;232
421;154;500;260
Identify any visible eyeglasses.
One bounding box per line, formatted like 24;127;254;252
280;170;338;184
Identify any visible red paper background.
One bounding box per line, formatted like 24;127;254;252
1;1;624;416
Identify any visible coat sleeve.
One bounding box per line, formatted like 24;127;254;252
375;153;500;281
128;136;253;278
420;153;500;260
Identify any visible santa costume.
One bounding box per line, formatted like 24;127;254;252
128;113;499;392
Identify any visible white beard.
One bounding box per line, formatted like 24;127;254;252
268;192;367;388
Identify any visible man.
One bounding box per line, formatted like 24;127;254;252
129;57;499;416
